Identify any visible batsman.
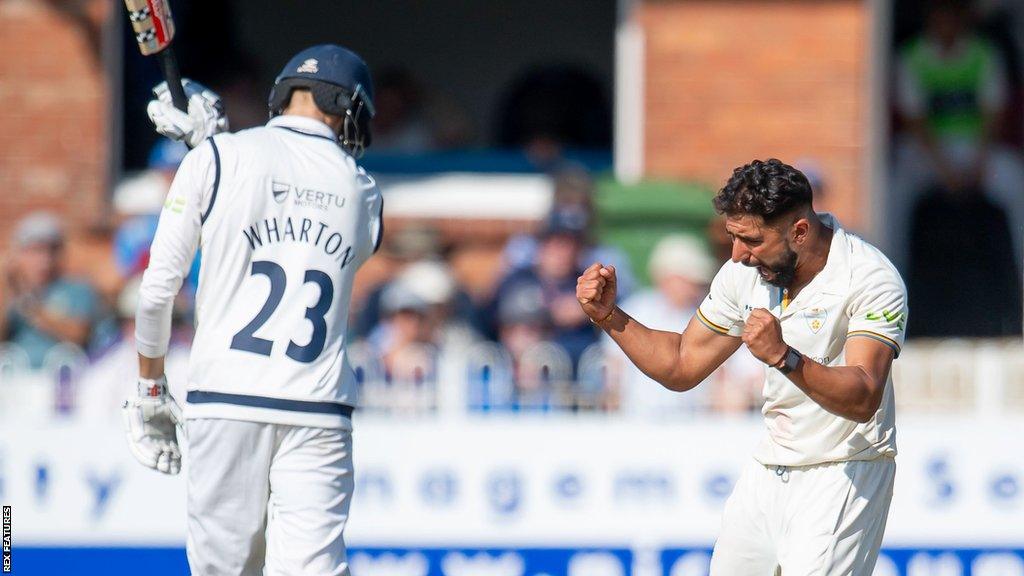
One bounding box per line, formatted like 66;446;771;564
579;159;907;575
121;44;381;575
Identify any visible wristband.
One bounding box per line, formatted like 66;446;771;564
590;308;615;326
137;376;168;397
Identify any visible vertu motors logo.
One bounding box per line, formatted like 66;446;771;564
272;181;290;204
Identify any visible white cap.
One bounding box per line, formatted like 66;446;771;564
113;171;170;216
396;260;457;305
647;234;714;284
12;211;64;247
381;282;430;314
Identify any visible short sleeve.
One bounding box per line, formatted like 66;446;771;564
356;167;383;261
696;263;744;337
846;267;908;358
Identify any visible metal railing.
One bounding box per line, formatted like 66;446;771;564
0;338;1021;421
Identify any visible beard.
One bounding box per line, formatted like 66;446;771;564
758;246;798;288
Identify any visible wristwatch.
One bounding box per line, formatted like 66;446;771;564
775;346;803;375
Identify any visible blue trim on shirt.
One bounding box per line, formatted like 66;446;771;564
275;126;339;143
201;137;220;225
187;390;354;417
373;196;384;253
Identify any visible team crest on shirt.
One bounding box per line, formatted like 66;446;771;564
804;307;827;334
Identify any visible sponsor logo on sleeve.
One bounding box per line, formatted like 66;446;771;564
866;310;905;331
163;196;186;214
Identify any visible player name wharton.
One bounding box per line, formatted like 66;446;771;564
242;217;357;270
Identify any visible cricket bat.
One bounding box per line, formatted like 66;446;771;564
124;0;188;112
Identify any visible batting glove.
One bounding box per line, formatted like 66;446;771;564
122;376;183;475
146;78;229;149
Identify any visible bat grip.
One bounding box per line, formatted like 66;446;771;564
157;49;188;112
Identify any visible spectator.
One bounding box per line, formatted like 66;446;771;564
372;260;481;350
492;210;597;367
355;226;483;341
603;235;763;416
892;0;1024;336
497;284;550;366
503;164;637;298
0;213;102;369
369;282;438;411
603;235;715;415
495;283;566;410
75;275;190;423
353;224;443;338
892;0;1024;267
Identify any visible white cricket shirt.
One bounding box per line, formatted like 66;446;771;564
136;115;383;429
696;214;907;466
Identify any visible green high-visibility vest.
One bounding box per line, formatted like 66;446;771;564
904;36;997;138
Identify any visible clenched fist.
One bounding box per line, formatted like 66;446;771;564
576;263;617;323
742;308;788;366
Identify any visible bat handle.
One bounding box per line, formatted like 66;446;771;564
157;49;188;112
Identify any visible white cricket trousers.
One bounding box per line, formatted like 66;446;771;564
185;419;354;576
710;456;895;576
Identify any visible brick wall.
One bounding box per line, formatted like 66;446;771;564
0;0;110;254
640;0;871;229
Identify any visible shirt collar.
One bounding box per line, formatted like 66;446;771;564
267;115;338;141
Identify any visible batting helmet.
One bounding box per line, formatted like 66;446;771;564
268;44;375;157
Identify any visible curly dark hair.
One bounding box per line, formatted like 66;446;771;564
713;159;813;222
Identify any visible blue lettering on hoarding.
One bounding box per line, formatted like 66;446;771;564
441;550;525;576
925;456;955;505
35;462;49;502
421;470;458;506
357;469;394;504
487;471;522;516
349;550;430;576
613;470;673;504
703;473;733;502
554;473;583;502
990;473;1019;502
85;470;121;520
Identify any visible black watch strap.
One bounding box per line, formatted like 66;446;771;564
778;346;802;375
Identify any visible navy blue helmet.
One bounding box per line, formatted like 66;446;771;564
268;44;375;156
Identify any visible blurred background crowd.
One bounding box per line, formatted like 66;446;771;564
2;0;1023;423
